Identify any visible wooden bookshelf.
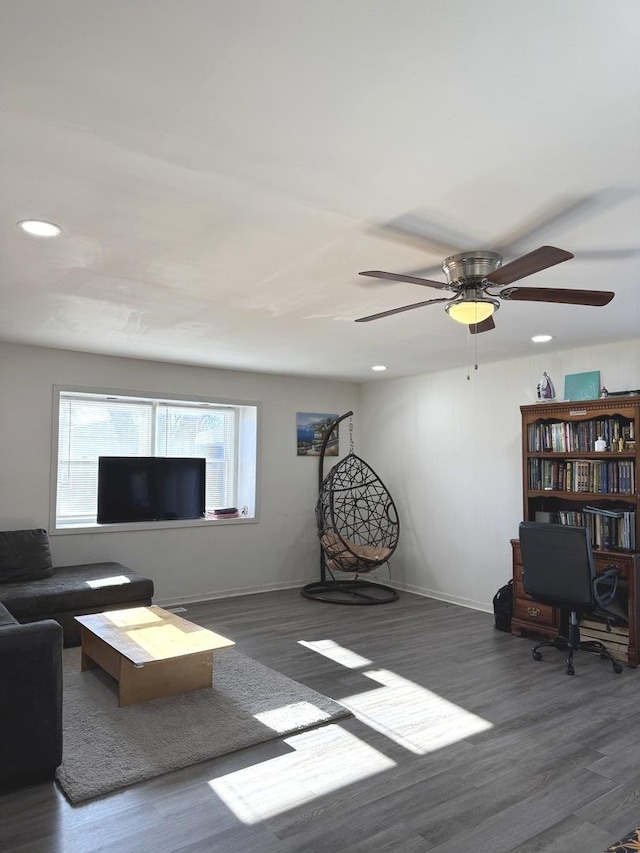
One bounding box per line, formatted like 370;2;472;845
511;396;640;667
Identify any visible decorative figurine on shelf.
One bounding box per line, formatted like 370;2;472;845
601;386;609;398
537;372;556;402
595;436;607;452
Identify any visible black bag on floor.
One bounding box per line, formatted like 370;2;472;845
493;579;513;632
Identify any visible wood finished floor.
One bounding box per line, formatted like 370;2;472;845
2;589;640;853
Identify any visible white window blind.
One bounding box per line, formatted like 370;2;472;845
56;392;242;527
57;396;153;525
155;404;236;511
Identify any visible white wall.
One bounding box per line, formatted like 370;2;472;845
4;338;639;613
0;343;358;603
360;338;640;612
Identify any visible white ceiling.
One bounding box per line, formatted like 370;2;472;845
1;1;639;382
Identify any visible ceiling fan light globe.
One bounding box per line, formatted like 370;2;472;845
446;299;497;325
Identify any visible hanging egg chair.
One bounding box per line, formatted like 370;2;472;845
302;411;399;604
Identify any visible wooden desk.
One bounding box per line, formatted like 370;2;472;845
76;605;235;705
510;539;640;667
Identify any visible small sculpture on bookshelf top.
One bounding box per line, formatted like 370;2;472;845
536;372;556;402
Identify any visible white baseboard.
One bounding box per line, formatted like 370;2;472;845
390;580;493;614
155;579;306;609
156;578;493;615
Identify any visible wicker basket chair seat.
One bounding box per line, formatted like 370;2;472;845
315;452;399;576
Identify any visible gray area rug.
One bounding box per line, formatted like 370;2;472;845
56;647;351;804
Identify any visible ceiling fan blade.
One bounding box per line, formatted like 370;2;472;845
359;270;450;290
486;246;573;286
503;287;614;306
469;316;496;334
370;212;473;256
573;248;640;261
355;297;449;323
494;188;640;255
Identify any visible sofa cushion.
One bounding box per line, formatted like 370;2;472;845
0;602;17;628
0;562;154;619
0;529;54;583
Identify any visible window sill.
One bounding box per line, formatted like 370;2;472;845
51;516;258;535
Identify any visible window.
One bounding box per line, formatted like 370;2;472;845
53;388;258;530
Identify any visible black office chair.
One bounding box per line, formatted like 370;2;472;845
519;521;626;676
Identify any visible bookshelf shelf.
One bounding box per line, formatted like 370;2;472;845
512;396;640;666
526;451;636;459
527;491;638;501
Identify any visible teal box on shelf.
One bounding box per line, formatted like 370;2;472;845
564;370;601;402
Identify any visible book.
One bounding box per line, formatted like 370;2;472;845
583;505;625;518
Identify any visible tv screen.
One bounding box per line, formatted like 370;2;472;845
97;457;206;524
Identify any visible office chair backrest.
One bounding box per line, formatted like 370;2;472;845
519;522;595;610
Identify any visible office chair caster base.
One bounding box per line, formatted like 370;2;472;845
531;637;567;662
580;639;624;674
530;635;624;674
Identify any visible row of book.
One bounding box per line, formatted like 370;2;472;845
527;417;634;453
528;458;636;494
538;505;636;551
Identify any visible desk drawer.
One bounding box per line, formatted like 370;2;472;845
513;596;555;626
594;554;632;581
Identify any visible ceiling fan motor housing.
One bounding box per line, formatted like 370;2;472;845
442;250;502;285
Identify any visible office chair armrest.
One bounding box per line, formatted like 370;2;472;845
593;567;619;610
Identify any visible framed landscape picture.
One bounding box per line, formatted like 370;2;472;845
564;370;601;402
296;412;338;456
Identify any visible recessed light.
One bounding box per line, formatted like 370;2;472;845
371;365;387;372
531;334;553;343
18;219;62;237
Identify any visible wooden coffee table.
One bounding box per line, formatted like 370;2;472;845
75;606;235;706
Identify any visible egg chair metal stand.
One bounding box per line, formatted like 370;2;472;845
302;411;399;605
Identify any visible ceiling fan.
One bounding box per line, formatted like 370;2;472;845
356;246;615;333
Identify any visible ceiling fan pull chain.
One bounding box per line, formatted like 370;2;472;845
475;327;479;372
465;325;480;380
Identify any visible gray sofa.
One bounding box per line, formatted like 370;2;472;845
0;528;155;790
0;601;63;788
0;528;154;645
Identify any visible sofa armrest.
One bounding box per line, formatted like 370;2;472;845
0;619;63;788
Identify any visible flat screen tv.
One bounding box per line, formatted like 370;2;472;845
97;456;206;524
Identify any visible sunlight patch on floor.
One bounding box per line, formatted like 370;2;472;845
298;639;372;668
254;701;332;733
208;724;395;824
340;669;493;755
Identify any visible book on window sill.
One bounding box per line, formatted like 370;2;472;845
205;508;241;519
212;507;240;519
